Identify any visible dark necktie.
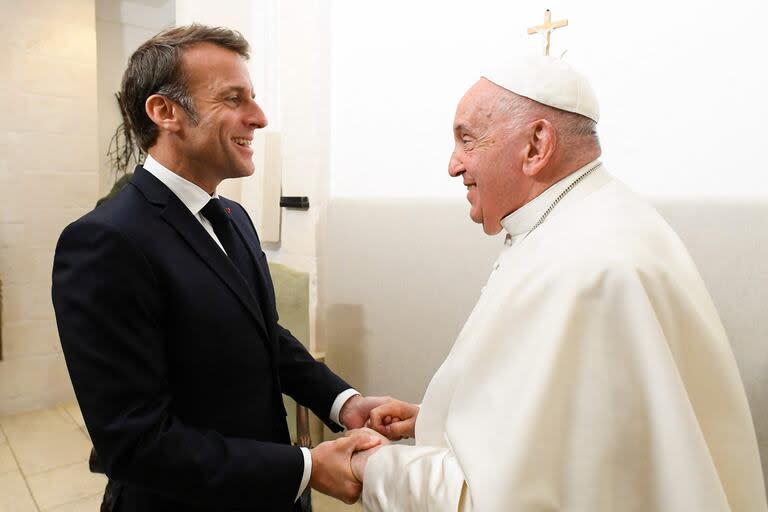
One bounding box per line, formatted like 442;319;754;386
200;198;259;300
202;200;282;416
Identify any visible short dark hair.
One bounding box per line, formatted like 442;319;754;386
120;24;250;151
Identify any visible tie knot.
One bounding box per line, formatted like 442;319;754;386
201;198;229;227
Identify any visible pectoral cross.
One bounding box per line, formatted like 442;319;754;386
527;9;568;56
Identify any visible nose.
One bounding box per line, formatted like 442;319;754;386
448;152;464;177
247;98;268;129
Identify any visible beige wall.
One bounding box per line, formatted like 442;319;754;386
0;0;99;414
96;0;174;196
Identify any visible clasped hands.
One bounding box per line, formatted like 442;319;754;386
309;395;420;504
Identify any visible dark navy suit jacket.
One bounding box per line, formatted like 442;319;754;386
52;166;350;511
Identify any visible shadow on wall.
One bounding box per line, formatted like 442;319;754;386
324;304;368;394
319;198;502;411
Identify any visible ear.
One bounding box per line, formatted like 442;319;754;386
145;94;184;134
521;119;556;177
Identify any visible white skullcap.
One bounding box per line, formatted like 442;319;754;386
482;55;600;122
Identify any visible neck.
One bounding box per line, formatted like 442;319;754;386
147;145;220;195
509;148;601;216
541;147;601;188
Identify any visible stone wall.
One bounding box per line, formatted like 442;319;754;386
0;0;99;414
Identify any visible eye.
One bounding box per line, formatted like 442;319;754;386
227;96;241;105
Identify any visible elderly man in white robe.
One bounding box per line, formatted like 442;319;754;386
348;57;768;511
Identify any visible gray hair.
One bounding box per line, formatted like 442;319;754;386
492;89;601;151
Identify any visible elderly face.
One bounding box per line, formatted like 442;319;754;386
448;79;533;235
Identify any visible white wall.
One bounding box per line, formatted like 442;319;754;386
96;0;175;196
0;0;99;414
329;0;768;198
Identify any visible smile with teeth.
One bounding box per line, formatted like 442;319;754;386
233;138;251;146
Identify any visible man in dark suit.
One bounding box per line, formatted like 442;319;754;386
52;24;386;511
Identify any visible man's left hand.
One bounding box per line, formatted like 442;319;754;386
339;395;393;429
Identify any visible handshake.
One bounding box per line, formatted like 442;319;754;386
309;396;419;504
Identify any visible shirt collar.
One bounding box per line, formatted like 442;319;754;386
142;154;217;215
500;158;602;237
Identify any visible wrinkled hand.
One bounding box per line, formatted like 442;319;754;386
369;399;420;440
345;428;390;483
309;434;382;504
339;395;393;430
351;445;382;483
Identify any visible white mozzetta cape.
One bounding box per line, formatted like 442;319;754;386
363;163;767;511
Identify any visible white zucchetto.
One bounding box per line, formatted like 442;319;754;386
482;56;600;122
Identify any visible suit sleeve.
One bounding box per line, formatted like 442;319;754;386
232;201;353;431
273;324;351;431
52;219;304;510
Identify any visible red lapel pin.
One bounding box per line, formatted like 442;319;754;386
225;207;232;215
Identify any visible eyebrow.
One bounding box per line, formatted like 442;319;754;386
454;123;476;137
219;85;255;99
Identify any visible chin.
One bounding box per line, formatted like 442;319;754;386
233;166;255;178
481;220;503;236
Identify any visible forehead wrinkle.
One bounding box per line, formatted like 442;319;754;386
456;84;507;137
466;107;496;137
219;84;244;95
218;81;256;98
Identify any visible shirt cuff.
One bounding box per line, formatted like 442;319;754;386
295;447;312;502
330;388;361;428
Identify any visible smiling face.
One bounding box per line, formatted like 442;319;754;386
448;79;534;235
174;42;267;191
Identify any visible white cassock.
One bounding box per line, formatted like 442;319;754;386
362;160;767;511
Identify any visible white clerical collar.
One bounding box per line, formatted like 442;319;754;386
500;158;603;238
142;154;218;215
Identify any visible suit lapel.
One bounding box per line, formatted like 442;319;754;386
130;167;269;339
228;213;280;356
230;217;275;319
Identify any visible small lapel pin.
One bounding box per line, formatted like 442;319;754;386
225;207;232;215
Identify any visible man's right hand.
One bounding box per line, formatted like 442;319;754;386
309;435;382;504
369;399;420;440
345;428;390;483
